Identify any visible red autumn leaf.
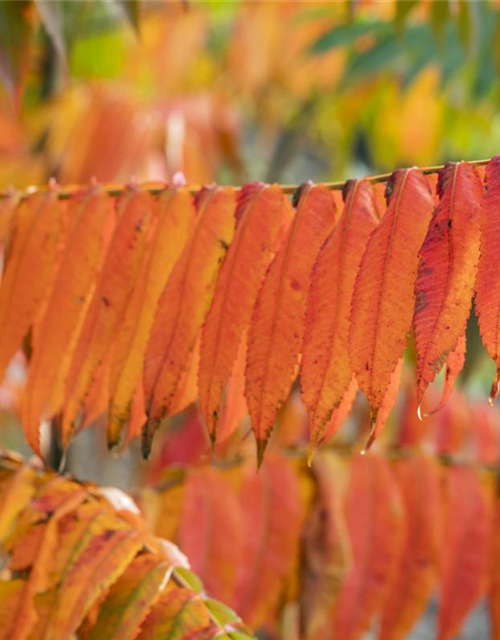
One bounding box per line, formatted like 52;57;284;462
329;454;404;640
365;357;403;451
414;162;482;409
199;183;290;441
350;169;434;419
379;455;442;640
437;466;494;640
245;183;337;464
475;156;500;403
301;179;378;453
425;332;466;417
143;186;236;458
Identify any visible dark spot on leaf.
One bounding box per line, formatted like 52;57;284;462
102;296;110;307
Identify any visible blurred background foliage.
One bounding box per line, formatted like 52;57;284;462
2;0;500;193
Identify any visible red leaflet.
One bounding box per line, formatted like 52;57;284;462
365;357;403;451
21;189;113;454
438;466;494;640
143;187;236;458
414;162;482;409
61;190;156;447
330;454;404;640
301;180;378;453
379;455;442;640
425;332;466;416
178;468;242;604
350;169;434;419
199;183;290;441
320;377;359;448
246;184;337;464
233;454;304;628
475;156;500;403
0;189;66;381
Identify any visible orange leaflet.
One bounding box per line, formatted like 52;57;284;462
107;188;196;448
319;377;359;449
233;454;304;628
349;169;434;420
178;468;243;604
245;184;337;464
61;190;156;448
86;554;172;640
379;455;442;640
330;454;404;640
21;189;114;454
216;331;249;444
199;183;290;441
0;192;19;271
475;156;500;403
300;452;350;638
301;180;378;454
425;332;466;416
438;466;494;640
0;189;66;382
490;493;500;640
365;357;403;451
168;333;201;418
143;187;236;458
414;162;482;409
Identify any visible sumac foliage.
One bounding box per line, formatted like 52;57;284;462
0;158;499;461
0;450;254;640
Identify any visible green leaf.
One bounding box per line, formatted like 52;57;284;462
0;0;34;101
174;567;204;594
205;598;241;627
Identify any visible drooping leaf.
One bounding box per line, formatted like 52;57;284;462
108;188;196;447
437;466;494;640
414;162;482;408
349;169;434;420
233;455;304;628
475;156;500;403
246;184;337;464
178;468;243;604
22;188;113;454
300;451;350;638
301;179;378;453
0;189;66;383
365;357;403;451
61;190;155;447
319;377;359;448
379;455;442;640
143;187;236;457
425;331;466;416
216;331;249;444
329;454;404;640
0;465;36;541
199;183;289;441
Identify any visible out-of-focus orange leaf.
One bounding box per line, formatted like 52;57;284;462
61;190;155;448
108;188;196;447
302;179;378;454
246;184;337;464
414;162;482;409
379;455;442;640
199;183;289;442
0;189;66;383
350;169;434;419
329;454;404;640
143;187;236;457
22;189;113;454
475;156;500;403
178;468;242;604
438;466;494;640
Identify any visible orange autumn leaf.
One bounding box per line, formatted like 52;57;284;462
365;357;403;451
319;376;359;448
199;183;289;441
438;466;494;640
107;188;196;447
350;169;434;419
21;188;113;454
379;455;442;640
216;331;249;444
425;331;466;417
329;454;404;640
414;162;482;409
475;156;500;403
143;186;236;458
0;189;66;381
301;179;378;453
178;468;243;604
489;494;500;640
246;183;337;464
61;190;156;447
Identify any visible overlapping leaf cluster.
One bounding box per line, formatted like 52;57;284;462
1;157;500;461
144;386;500;640
0;450;254;640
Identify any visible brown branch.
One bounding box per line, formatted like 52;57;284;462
0;157;492;201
